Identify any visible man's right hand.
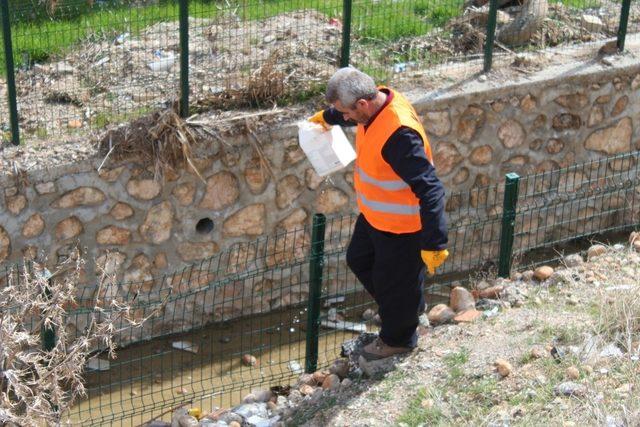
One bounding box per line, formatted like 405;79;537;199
309;110;330;130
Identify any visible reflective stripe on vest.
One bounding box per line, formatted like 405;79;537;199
355;166;409;191
357;194;420;215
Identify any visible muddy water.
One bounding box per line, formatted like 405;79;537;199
67;297;370;426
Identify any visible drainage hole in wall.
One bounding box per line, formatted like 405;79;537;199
196;218;214;234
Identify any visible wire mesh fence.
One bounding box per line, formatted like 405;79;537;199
0;151;639;424
1;0;636;145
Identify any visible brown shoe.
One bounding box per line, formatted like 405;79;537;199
361;337;413;361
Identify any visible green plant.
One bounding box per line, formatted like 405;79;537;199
397;387;445;426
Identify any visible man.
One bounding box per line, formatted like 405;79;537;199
309;67;449;361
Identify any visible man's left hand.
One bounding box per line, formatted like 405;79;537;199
421;249;449;275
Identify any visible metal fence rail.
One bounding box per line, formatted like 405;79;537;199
1;151;639;424
1;0;637;145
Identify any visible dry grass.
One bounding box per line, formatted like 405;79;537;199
98;106;208;182
0;251;162;425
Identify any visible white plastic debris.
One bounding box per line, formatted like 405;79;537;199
148;53;175;72
172;341;199;354
320;319;367;333
288;360;303;374
86;357;110;371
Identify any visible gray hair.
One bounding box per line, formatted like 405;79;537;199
325;67;377;107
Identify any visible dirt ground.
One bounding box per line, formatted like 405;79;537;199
287;237;640;426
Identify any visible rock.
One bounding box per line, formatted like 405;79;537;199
477;285;504;299
362;308;376;321
172;182;196;206
296;373;315;386
427;304;455;325
418;313;430;327
457;105;485;143
109;202;134;220
449;287;475;312
581;14;605;32
218;412;244;425
546;138;564;154
552;113;581;131
588;105;605;127
223;204;266;237
563;253;584;267
242;354;257;366
531;346;547;359
177;242;219;262
587;244;607;260
52;187;105;208
96;225;131;245
549;270;574;287
99;166;125;182
520;94;537;112
358;354;397;378
584;117;632;155
126;179;162;200
341;378;352;388
554;382;586;397
233;402;268;419
304;168;323;190
533;266;554;281
199;172;240;210
454;309;481;323
299;384;315;396
315;188;349;214
423;110;451;137
6;194;27;216
276;175;303;209
329;358;350;379
34;181;56;194
321;374;341;390
469;145;493;165
139;201;174;244
494;358;512;377
554;93;589;110
433;142;463;176
498;119;526;148
277;209;307;232
22;213;45;238
611;96;628;116
566;366;580;380
312;370;328;384
244;157;270;194
251;389;274;403
55;216;84;241
452;167;469;185
628;231;639;245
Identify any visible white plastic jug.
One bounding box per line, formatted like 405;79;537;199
297;121;356;177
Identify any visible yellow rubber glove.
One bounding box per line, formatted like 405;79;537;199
421;249;449;275
308;110;330;130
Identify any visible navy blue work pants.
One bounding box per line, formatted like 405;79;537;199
346;214;425;348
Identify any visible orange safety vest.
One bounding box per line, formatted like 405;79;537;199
353;87;433;234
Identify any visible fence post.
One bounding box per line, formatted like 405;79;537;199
0;0;19;145
305;213;326;374
497;173;520;278
340;0;352;67
179;0;189;118
41;268;56;351
617;0;631;51
483;0;498;73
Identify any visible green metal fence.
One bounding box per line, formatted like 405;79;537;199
0;151;639;424
1;0;638;145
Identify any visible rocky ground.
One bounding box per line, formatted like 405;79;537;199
160;231;640;426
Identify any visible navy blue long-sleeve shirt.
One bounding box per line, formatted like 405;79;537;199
322;93;448;251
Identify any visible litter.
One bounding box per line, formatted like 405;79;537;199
172;341;199;354
321;319;367;333
86;357;110;371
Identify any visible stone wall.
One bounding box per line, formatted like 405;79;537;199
1;57;639;307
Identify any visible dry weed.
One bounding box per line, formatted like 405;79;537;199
0;251;161;425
